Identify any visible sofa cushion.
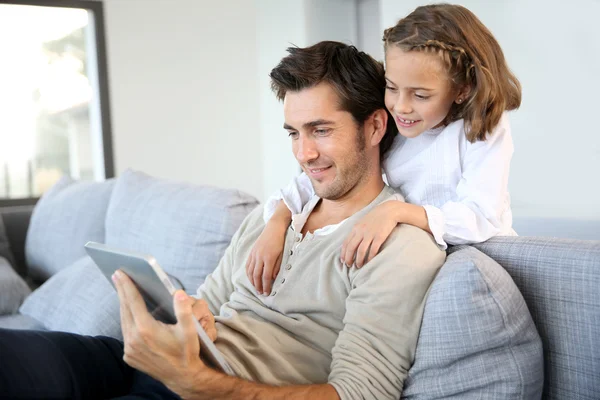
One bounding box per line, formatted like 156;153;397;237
475;236;600;400
19;256;122;338
0;216;17;272
104;169;259;292
0;313;44;330
0;256;31;315
402;245;544;399
25;176;115;281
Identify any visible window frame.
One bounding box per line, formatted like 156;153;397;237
0;0;114;207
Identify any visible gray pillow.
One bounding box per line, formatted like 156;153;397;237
25;176;115;281
0;313;44;330
19;256;122;339
105;169;259;292
402;245;544;399
0;256;31;315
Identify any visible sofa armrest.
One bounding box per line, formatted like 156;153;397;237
0;205;34;277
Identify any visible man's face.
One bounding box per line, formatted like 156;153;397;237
283;82;370;200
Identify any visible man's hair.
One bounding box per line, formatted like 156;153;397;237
269;41;397;158
383;4;521;142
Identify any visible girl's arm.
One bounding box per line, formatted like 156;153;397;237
342;118;513;266
424;116;514;249
248;172;315;294
263;172;315;222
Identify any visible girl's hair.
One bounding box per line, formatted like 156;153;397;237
383;3;521;142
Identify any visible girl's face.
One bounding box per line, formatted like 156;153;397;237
384;46;463;138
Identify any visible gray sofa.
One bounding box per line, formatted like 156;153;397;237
0;169;598;399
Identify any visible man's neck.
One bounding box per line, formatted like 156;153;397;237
301;177;385;235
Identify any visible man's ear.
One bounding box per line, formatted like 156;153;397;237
368;109;388;147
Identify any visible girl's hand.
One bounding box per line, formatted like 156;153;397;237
246;218;288;295
341;201;408;268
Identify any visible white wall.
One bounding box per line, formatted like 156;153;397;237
103;0;359;202
102;0;263;200
378;0;600;223
257;0;359;200
256;0;307;202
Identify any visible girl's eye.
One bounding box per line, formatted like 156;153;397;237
415;94;430;100
385;85;397;92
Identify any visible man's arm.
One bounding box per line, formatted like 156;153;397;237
181;369;339;400
329;225;446;400
113;269;339;400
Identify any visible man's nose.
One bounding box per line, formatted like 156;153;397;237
295;135;318;164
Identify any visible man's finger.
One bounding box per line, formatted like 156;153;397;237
173;291;199;345
191;299;210;322
113;270;154;327
113;270;134;334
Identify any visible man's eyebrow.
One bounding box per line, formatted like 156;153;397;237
283;119;335;130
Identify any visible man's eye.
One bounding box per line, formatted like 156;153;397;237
315;129;330;136
287;131;298;138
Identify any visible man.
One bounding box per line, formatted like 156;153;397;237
0;41;445;399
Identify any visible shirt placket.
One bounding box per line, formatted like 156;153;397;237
270;232;303;297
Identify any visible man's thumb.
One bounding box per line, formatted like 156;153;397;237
173;290;195;331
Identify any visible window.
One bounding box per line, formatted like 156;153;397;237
0;0;113;205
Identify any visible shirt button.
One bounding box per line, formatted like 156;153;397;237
286;264;292;270
271;291;277;296
289;250;294;256
295;236;301;242
281;278;286;284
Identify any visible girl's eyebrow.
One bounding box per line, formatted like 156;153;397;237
385;77;434;91
408;86;434;91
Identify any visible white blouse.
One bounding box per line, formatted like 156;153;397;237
264;112;516;249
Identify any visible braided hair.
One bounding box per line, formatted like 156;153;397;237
383;4;521;142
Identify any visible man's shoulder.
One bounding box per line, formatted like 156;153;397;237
228;205;266;248
387;224;440;249
368;224;446;274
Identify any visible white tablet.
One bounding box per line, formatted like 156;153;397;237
84;241;235;376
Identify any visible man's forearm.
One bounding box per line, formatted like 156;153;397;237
179;367;340;400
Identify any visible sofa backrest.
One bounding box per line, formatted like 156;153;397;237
0;205;34;277
15;169;260;338
25;176;116;282
104;169;260;291
475;236;600;400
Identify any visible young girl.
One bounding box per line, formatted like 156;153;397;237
247;3;521;295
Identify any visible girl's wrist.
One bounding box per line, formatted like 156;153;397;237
387;200;408;224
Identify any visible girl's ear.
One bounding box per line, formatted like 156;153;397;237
455;85;472;104
369;109;388;147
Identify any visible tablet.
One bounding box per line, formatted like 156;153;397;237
84;241;235;376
